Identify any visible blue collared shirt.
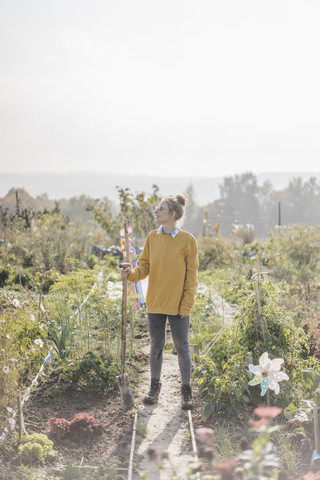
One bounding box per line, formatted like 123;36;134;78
157;226;180;238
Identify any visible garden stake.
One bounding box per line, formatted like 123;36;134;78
117;219;134;409
311;405;320;466
18;388;27;440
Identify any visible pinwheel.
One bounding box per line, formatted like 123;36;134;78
248;352;289;396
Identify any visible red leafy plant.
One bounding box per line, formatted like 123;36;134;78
216;459;239;480
46;417;70;440
46;413;104;441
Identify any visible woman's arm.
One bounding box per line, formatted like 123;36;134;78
179;236;199;317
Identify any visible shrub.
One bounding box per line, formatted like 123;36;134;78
0;267;10;287
18;433;57;464
198;236;234;270
267;226;320;296
60;351;120;391
235;223;255;245
39;269;61;293
194;346;252;419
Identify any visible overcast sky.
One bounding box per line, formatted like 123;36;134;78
1;0;320;178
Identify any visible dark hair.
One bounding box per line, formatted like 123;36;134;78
163;194;186;223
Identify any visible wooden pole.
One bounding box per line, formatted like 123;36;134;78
252;268;266;343
120;282;127;374
118;219;134;409
18;388;27;441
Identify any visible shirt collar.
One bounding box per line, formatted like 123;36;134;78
157;226;180;238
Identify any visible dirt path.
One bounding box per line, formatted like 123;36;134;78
132;341;199;480
131;280;237;480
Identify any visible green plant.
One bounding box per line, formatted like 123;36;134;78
194;346;252;419
274;428;302;473
37;270;61;294
58;457;123;480
198;235;234;270
58;351;120;392
195;407;284;479
198;267;254;305
240;242;269;266
60;462;84;479
87;184;161;243
94;457;123;480
268;226;320;301
18;433;57;465
283;366;320;442
41;269;100;358
235;406;283;479
190;291;223;350
0;267;10;287
213;421;239;460
236;279;294;360
44;300;78;360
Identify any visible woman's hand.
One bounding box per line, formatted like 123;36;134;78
120;266;131;278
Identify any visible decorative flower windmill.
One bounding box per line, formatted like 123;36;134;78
248;352;289;396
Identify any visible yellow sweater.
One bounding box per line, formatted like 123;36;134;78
128;229;199;316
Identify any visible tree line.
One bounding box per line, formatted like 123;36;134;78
183;173;320;238
1;172;319;242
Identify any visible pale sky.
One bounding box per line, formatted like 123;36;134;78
1;0;320;178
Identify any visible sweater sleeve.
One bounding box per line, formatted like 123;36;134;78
179;236;199;316
127;234;150;282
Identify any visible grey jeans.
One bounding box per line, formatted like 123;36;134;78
147;313;191;385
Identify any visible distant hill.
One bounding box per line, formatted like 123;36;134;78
1;171;320;206
0;187;44;212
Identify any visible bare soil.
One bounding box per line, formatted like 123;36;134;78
0;323;146;479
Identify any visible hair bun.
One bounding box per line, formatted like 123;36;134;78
176;194;186;206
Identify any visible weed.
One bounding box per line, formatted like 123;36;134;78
214;421;239;460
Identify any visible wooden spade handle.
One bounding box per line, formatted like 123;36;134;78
120;219;130;374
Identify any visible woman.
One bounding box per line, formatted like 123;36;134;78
120;194;198;410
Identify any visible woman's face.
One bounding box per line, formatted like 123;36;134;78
154;201;175;224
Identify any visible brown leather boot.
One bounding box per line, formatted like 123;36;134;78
181;384;193;410
144;380;161;404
